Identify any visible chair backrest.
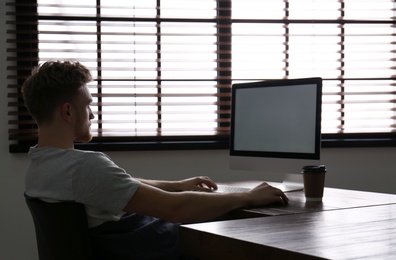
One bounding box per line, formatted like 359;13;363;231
24;194;93;260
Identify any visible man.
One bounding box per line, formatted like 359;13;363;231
23;60;288;259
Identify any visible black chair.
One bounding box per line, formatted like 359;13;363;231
24;194;94;260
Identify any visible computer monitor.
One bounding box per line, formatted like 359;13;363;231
229;77;323;191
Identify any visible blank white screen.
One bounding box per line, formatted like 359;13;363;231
233;84;317;154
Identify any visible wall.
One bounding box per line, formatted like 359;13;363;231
1;4;395;259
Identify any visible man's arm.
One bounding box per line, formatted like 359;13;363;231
123;182;288;223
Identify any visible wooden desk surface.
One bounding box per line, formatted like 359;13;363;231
181;203;396;260
221;181;396;218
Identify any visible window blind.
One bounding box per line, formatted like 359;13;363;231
6;0;396;152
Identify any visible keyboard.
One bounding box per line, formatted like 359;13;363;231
216;185;250;193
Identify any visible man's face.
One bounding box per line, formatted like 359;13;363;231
72;85;94;143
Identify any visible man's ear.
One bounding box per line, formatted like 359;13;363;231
60;103;72;122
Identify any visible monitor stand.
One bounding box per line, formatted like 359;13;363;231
276;173;304;192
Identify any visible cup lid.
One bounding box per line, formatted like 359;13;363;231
302;165;326;173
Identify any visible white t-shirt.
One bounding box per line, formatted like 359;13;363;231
25;146;140;228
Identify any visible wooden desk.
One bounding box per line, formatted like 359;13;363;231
181;203;396;260
221;181;396;218
181;186;396;259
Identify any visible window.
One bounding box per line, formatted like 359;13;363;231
6;0;396;153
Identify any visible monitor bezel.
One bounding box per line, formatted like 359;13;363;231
230;77;323;160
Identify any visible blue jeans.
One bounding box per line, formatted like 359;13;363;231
90;213;180;259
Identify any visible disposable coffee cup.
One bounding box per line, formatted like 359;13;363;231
302;165;326;202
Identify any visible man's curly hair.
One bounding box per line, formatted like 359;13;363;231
21;60;92;125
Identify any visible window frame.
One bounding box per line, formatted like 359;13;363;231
7;0;396;153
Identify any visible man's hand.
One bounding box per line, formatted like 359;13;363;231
176;176;218;192
248;182;289;206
